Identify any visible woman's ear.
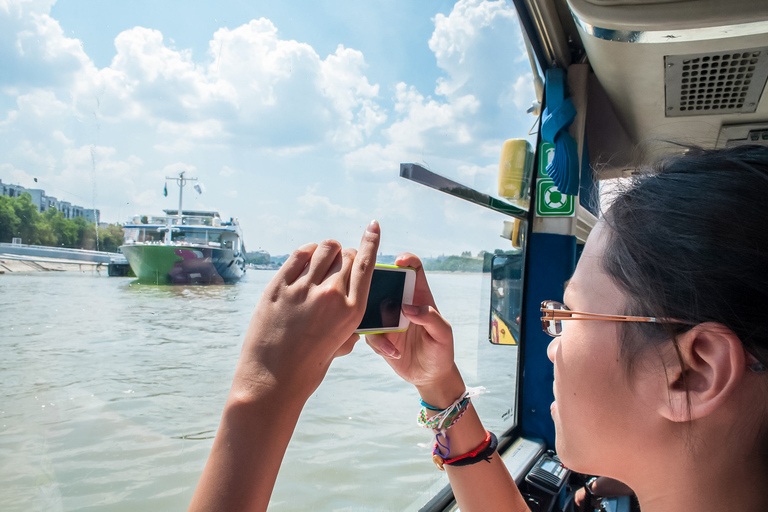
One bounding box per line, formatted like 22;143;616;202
658;323;746;422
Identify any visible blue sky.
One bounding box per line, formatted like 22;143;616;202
0;0;535;256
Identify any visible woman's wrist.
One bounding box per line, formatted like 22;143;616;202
416;364;466;409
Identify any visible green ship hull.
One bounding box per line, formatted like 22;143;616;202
120;244;244;285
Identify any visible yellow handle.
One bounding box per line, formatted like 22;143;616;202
497;139;533;200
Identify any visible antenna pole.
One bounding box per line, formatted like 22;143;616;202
164;171;198;224
164;172;197;241
178;171;185;225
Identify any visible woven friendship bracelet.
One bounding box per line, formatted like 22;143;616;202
419;398;442;411
420;387;488;467
416;387;486;432
417;397;470;430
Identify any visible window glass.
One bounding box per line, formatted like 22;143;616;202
0;1;537;510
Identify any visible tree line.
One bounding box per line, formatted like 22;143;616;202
0;192;124;252
422;250;520;273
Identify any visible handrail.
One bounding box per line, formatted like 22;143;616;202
399;163;528;220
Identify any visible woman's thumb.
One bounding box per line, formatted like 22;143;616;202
401;304;451;341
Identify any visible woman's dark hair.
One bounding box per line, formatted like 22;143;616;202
601;144;768;376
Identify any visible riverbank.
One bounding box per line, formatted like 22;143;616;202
0;254;105;273
0;242;130;275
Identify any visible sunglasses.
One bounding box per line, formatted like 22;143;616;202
540;300;767;373
540;300;675;337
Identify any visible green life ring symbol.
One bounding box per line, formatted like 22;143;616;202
544;186;566;209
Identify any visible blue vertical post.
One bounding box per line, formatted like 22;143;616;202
520;232;576;448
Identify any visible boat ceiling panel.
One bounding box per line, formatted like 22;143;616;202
568;0;768;34
561;0;768;176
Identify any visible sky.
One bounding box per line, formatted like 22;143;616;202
0;0;536;257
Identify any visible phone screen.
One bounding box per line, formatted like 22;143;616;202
358;269;406;329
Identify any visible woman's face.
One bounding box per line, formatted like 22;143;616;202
547;222;665;476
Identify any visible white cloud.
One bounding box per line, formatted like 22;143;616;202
219;165;239;177
133;188;159;209
0;162;37;188
372;181;419;219
0;89;71;142
160;162;197;177
296;186;360;218
343;83;481;178
52;130;72;145
343;143;399;178
15;139;57;170
386;82;479;148
0;2;93;96
500;72;535;111
50;18;386;155
430;0;521;102
319;44;387;148
153;139;195;154
37;144;146;219
0;0;56;17
157;119;224;138
206;20;387;150
456;163;496;183
343;84;481;179
344;0;530;181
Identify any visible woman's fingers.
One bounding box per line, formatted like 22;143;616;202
395;252;436;308
338;248;358;293
349;221;380;305
333;334;361;359
304;239;342;284
277;243;318;285
324;248;345;281
401;305;451;344
394;252;422;269
365;333;401;359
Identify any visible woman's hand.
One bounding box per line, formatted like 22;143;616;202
233;221;381;402
365;253;465;407
191;224;380;512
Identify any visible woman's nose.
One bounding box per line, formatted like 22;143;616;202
546;337;558;363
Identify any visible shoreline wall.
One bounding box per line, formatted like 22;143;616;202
0;256;104;273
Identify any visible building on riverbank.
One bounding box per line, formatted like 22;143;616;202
0;179;100;223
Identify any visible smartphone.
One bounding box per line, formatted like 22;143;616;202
355;265;417;334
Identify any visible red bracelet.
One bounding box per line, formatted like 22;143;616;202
444;430;492;463
432;431;493;471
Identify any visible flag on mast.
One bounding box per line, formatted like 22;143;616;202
163;183;168;197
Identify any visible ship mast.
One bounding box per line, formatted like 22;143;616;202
164;171;197;241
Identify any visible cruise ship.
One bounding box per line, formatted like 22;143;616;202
120;209;246;284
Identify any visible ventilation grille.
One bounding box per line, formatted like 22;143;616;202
664;47;768;117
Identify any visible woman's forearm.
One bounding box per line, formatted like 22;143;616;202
417;370;529;512
189;378;306;512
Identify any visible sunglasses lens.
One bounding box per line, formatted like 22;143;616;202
541;301;566;336
544;319;560;335
541;300;566;336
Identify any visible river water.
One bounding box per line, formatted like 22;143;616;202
0;271;518;511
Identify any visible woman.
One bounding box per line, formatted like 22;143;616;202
189;145;768;511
